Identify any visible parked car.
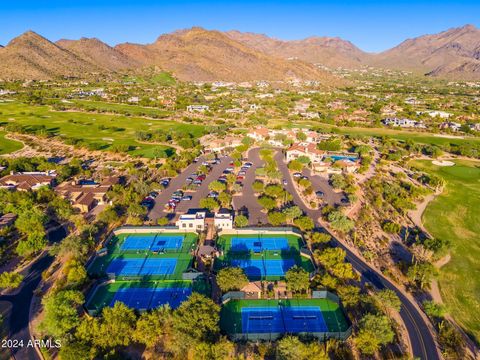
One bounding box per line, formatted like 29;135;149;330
244;162;253;167
340;198;349;204
173;190;184;197
236;175;245;181
238;171;246;176
282;179;288;185
149;191;159;198
226;167;234;172
208;191;219;198
182;196;192;201
293;172;302;178
315;191;325;198
301;175;309;180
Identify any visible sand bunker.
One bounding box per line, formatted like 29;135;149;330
432;160;455;166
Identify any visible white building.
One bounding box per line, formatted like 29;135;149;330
175;211;206;231
214;210;233;230
419;110;452;119
382;117;421;128
187;105;209;113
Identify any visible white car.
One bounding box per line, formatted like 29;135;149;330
293;172;302;178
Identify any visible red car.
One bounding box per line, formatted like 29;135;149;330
236;175;244;181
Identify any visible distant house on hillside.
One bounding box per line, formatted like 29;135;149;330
202;136;243;153
382;117;425;128
439;121;462;132
187;105;209;113
0;171;57;191
248;127;270;141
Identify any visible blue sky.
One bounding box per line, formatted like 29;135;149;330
1;0;479;52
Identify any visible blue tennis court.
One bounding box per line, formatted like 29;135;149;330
139;258;177;276
241;306;327;334
283;306;327;332
107;258;145;276
106;258;177;277
241;307;283;333
150;235;184;251
111;286;192;310
230;259;296;278
230;237;289;252
120;235;155;251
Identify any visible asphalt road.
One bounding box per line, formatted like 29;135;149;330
232;148;268;225
274;150;439;360
0;226;67;360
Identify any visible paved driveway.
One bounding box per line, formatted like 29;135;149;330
232;148;268;225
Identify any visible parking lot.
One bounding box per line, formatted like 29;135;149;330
148;156;233;221
232;147;268;225
301;168;345;207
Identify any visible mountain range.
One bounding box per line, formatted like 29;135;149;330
0;24;479;82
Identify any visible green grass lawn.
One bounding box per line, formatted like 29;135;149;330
220;298;350;336
270;119;480;147
410;159;480;342
0;102;205;158
0;130;23;155
68;99;172;118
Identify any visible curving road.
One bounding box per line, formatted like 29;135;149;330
274;150;439;360
0;226;66;360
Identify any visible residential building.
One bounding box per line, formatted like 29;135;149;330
0;171;57;191
55;176;120;213
286;142;325;163
203;136;243;153
176;211;206;231
382;117;423;128
248;127;270;141
214;209;234;230
419;110;452;119
187;105;209;112
439;121;462;132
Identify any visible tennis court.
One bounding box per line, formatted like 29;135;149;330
230;259;296;279
220;298;350;340
120;234;184;252
230;236;289;252
106;258;177;277
241;305;327;334
111;285;192;310
218;233;303;254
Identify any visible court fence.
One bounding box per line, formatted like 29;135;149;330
221;290;352;342
218;227;303;237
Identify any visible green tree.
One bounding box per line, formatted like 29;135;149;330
77;302;136;349
285;266;310;294
16;231;48;257
337;285;361;308
293;216;314;231
40;290;84;338
216;267;248;293
283;206;302;223
288;160;303;172
407;261;437;289
133;306;171;348
64;259;87;286
310;232;331;247
157;217;169;226
258;196;276;211
327;211;354;233
264;184;284;198
376;289;401;312
208;181;227;193
268;211;287;226
252;180;264;193
355;314;395;355
234;214;248;228
171;294;220;352
199;197;219;211
0;271;24;289
277;336;328;360
218;192;232;207
423;300;446;319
